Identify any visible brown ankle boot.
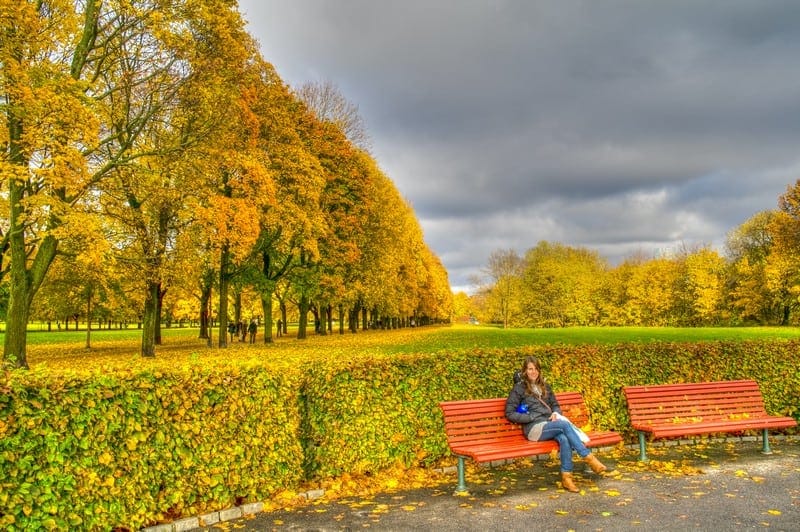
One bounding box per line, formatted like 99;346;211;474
561;472;579;493
585;453;607;474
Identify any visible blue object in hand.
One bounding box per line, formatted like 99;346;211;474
516;402;528;414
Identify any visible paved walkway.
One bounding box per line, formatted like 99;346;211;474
193;438;799;531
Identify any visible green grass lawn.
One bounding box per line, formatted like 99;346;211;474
380;324;800;353
14;325;200;345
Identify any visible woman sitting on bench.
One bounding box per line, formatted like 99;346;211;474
505;356;607;492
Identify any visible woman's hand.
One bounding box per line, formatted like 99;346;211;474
549;413;558;421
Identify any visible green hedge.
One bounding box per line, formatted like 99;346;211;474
1;340;798;529
0;364;304;530
300;341;799;480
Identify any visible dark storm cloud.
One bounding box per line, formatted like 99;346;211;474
238;0;800;290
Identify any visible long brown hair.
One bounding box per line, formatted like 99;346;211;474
521;356;548;398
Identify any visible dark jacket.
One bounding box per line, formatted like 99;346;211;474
505;381;561;435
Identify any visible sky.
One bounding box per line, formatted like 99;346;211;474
237;0;800;293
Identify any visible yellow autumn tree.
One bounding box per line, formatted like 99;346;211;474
677;247;726;325
95;1;262;357
726;211;782;324
242;64;327;342
767;180;800;324
1;0;99;367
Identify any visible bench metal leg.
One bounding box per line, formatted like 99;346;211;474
637;432;649;462
761;429;773;455
455;456;469;494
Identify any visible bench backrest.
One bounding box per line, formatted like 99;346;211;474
439;392;590;446
624;379;771;425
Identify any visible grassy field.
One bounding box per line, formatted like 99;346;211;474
377;324;800;352
5;323;800;371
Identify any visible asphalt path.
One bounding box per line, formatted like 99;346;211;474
194;438;799;532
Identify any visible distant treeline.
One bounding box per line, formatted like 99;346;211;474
464;181;800;328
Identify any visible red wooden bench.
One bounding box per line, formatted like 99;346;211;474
623;379;797;461
439;392;622;493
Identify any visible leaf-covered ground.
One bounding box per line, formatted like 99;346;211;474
21;323;800;373
198;437;800;531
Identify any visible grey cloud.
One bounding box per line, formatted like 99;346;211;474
240;0;800;290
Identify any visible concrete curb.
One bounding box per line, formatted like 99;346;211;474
140;490;322;532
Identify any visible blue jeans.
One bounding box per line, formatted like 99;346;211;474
538;419;590;473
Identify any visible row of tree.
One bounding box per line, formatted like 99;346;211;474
463;181;800;328
1;0;451;368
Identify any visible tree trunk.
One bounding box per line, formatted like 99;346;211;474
4;214;58;368
315;302;326;335
206;286;213;348
199;289;210;339
234;290;242;327
261;290;274;344
85;287;93;350
198;270;213;339
338;304;345;334
141;281;159;357
350;303;361;333
218;245;231;348
155;284;166;345
4;274;32;369
297;294;309;339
